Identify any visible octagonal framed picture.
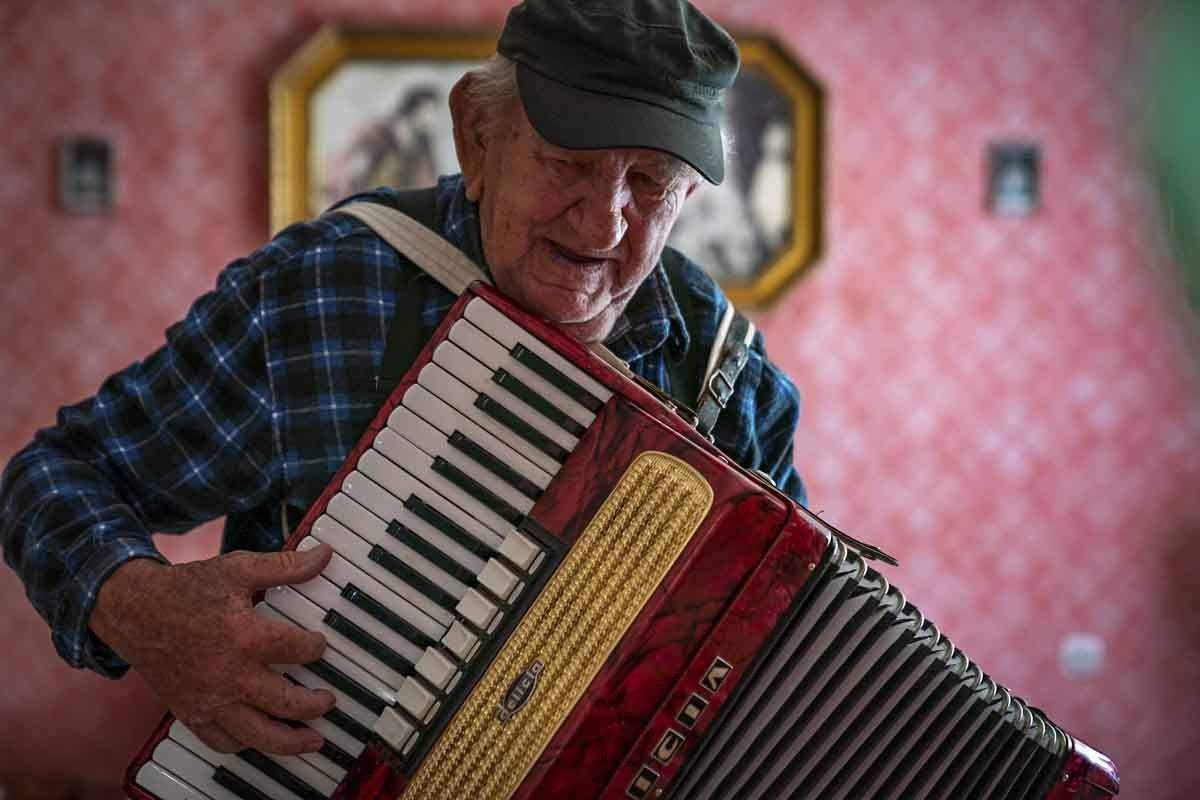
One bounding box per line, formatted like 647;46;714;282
270;27;823;307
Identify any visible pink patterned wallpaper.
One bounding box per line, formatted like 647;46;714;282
2;0;1198;796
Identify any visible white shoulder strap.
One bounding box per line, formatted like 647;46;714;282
336;201;635;375
338;202;492;294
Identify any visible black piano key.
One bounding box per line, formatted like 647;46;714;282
322;609;413;676
404;495;495;560
387;518;478;585
491;368;587;437
510;343;605;413
367;543;461;610
319;738;357;772
475;392;569;463
278;715;358;772
448;430;543;501
341;582;437;650
325;706;372;744
306;657;388;716
237;750;326;800
432;456;523;525
213;766;273;800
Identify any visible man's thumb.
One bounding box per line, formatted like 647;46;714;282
241;539;332;589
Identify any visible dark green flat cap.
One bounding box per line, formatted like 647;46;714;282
497;0;740;184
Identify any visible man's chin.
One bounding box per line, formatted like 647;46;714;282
553;314;613;345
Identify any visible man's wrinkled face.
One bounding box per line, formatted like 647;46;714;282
464;101;699;344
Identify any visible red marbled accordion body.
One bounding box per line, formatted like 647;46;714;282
124;283;1118;800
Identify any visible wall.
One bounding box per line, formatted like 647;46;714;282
1;0;1197;796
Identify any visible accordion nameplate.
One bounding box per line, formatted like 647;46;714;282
400;451;713;799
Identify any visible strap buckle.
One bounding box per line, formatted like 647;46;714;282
705;365;737;409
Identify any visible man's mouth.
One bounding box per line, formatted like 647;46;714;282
546;239;609;267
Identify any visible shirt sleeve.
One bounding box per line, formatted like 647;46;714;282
0;252;282;677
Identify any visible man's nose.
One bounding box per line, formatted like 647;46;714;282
572;178;630;252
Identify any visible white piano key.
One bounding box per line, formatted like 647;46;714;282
403;383;552;489
291;575;425;670
299;533;447;641
433;340;578;453
297;747;348;787
464;297;613;401
311;511;457;629
137;758;216;800
373;708;418;756
253;602;397;706
372;427;517;538
449;318;597;429
305;712;365;760
415;647;459;692
387;404;536;514
418;362;562;475
456;588;500;633
396;677;439;722
148;740;239;800
282;663;377;729
349;455;505;554
339;467;489;576
328;486;475;600
169;721;337;800
263;587;405;693
440;620;480;663
477;558;522;603
499;531;543;574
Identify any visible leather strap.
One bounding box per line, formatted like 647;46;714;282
694;305;755;437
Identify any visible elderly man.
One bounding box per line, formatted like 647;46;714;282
0;0;805;763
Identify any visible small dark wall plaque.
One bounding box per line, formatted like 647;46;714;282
987;141;1040;216
57;136;114;214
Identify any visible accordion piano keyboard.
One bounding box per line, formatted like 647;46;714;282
134;300;615;800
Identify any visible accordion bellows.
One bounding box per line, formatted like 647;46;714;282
126;283;1119;800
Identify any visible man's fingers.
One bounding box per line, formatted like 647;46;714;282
240;668;336;722
224;544;332;591
254;615;327;665
213;704;325;756
188;720;244;755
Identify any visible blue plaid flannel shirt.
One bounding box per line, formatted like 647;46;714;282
1;175;805;678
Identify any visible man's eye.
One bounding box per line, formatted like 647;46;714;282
632;172;668;197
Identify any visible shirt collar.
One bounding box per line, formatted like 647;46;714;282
434;174;689;365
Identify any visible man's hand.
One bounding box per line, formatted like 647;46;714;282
90;545;337;755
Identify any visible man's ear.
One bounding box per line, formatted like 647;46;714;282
450;75;486;202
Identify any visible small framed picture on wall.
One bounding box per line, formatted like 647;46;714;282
57;136;115;214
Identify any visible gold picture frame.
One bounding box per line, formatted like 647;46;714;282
270;26;823;306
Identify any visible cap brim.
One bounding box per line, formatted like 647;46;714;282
516;63;725;185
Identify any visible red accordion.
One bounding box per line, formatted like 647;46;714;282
126;282;1119;800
